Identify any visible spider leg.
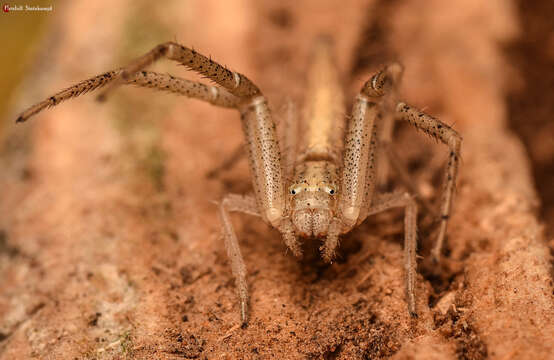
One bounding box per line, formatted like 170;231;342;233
360;63;436;216
396;103;462;263
370;64;403;188
366;192;418;316
382;142;437;217
16;70;239;122
338;63;459;316
218;193;260;326
17;42;290;327
18;41;287;229
321;218;342;263
337;86;382;230
98;41;260;100
357;64;462;263
207;98;298;180
18;40;262;122
126;71;238;107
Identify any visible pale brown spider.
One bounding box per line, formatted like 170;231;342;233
17;37;461;326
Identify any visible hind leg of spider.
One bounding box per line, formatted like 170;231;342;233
206;145;245;179
395;103;462;263
366;192;418;316
381;142;437;218
218;194;261;326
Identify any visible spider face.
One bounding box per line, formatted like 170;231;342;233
291;191;333;237
289;161;338;237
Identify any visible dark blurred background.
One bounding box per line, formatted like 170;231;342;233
506;1;554;241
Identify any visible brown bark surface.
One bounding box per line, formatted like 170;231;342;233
0;1;552;359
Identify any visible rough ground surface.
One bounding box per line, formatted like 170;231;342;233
0;0;553;359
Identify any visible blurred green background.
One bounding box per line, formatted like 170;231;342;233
0;0;52;134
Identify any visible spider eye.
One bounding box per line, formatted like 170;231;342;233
289;186;302;195
324;186;336;195
329;189;335;195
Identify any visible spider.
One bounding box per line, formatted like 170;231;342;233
16;36;462;326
